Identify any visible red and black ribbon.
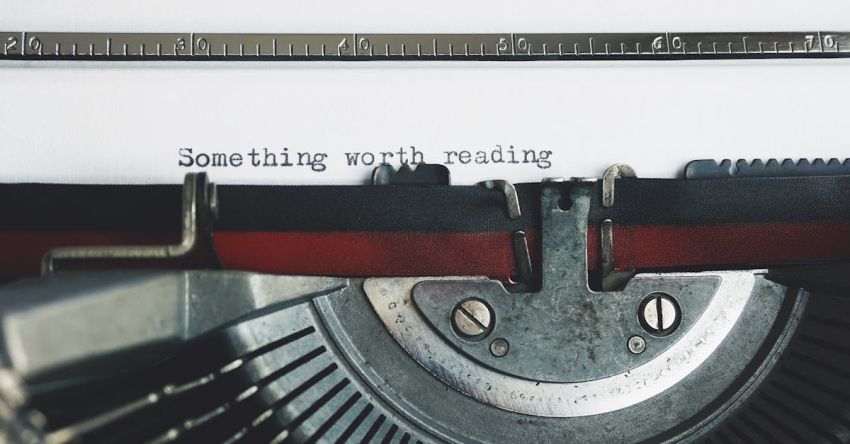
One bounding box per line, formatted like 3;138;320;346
2;176;849;281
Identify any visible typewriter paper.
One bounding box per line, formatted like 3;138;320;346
1;0;849;185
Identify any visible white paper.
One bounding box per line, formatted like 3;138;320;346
1;1;849;185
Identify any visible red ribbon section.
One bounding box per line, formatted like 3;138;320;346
609;221;850;270
212;231;534;281
3;222;850;280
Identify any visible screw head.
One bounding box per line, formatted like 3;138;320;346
452;299;493;340
628;335;646;354
639;292;681;336
490;338;510;357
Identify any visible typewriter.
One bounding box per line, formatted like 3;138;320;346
0;160;849;443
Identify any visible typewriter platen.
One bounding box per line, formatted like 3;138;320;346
1;161;850;444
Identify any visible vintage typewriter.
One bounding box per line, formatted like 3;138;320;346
0;160;849;443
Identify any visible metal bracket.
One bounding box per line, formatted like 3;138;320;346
477;179;530;286
601;163;636;208
511;231;533;287
477;180;521;219
601;219;636;291
372;163;450;185
600;164;637;290
41;173;217;274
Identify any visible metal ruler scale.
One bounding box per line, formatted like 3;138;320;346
2;31;849;60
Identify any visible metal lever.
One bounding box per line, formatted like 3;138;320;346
477;180;521;219
41;173;217;274
601;163;635;208
600;164;637;290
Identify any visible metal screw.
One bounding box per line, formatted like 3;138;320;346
628;335;646;354
490;338;510;357
639;292;681;336
452;299;493;339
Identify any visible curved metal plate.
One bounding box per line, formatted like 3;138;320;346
411;274;719;382
365;271;758;417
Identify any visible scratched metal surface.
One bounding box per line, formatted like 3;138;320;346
1;32;849;60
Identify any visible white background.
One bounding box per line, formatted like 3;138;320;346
1;1;849;184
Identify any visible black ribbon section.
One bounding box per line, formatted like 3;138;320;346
0;184;540;233
599;176;850;226
213;185;540;232
0;184;183;231
2;175;850;232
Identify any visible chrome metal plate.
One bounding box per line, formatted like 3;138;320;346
2;32;848;60
365;271;765;417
